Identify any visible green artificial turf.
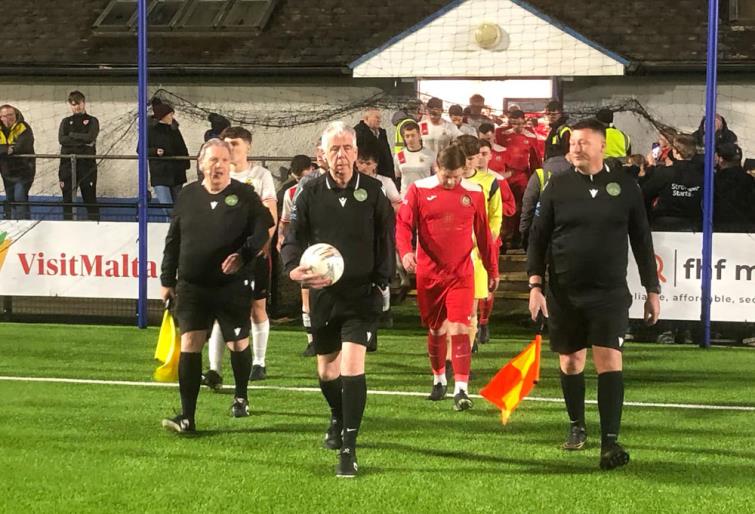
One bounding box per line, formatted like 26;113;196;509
0;320;753;513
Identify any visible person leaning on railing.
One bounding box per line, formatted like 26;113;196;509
0;104;35;220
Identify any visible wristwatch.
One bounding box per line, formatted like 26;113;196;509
528;283;543;290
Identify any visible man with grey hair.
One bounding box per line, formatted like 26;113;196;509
282;121;395;478
160;138;274;434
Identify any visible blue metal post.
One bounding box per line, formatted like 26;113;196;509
137;0;149;328
701;0;719;348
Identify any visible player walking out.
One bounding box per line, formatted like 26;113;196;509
396;143;498;411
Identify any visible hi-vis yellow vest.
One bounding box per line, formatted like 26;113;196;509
0;122;27;145
535;168;551;191
604;127;630;158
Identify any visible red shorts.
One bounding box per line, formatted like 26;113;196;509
416;274;474;330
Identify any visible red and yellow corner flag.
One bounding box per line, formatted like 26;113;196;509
153;309;180;382
480;334;542;424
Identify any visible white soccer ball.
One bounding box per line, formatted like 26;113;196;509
300;243;345;284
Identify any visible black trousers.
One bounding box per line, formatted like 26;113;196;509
60;164;99;221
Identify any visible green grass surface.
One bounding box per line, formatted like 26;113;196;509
0;320;753;513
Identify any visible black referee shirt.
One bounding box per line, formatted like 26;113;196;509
527;166;659;292
281;171;395;292
161;180;274;288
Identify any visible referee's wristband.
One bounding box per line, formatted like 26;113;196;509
528;283;543;290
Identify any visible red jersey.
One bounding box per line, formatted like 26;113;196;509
533;124;549;160
487;145;509;174
494;128;542;175
396;175;498;282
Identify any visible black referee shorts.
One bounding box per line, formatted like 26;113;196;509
251;254;271;301
310;285;382;355
546;287;631;354
175;279;254;341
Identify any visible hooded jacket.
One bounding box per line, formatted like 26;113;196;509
692;115;738;148
0;108;35;183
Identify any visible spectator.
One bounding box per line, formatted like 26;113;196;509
465;94;494;130
58;91;100;221
596;108;631;162
391;99;423;154
519;153;572;250
203;112;231;142
543;100;571;160
624;154;648;179
714;143;755;232
641;134;703;231
0;104;35;220
393;120;436;198
448;104;477;136
692;114;738;149
655;128;678;165
419;97;462;157
148;103;189;208
354;108;395;182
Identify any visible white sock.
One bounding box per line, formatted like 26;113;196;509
252;319;270;367
208;321;225;374
302;311;313;344
433;373;447;386
454;381;468;395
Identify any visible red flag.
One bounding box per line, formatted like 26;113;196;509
480;335;541;424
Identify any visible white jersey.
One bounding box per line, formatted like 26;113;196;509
419;117;462;157
456;123;477;136
231;164;276;202
374;174;401;205
393;146;436;198
280;184;297;223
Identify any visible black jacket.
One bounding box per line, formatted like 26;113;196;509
543;116;570;160
354;120;395;181
714;165;755;231
0;117;35;183
641;159;704;230
59;113;99;180
148;122;189;187
692;115;738;148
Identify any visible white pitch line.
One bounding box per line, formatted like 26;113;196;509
0;375;753;412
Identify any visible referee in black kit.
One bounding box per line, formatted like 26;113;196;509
281;121;395;478
527;118;661;470
160;139;273;433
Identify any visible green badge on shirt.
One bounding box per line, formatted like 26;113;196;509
606;183;621;197
353;188;368;202
225;194;239;207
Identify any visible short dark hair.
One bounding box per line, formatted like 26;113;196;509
400;120;420;138
469;94;485;104
716;142;742;162
68;91;86;104
571;118;607;138
437;143;467;171
289;155;313;177
545;100;562;112
220;126;252;145
357;143;379;163
478;139;492;150
596;108;614;124
508;109;525;120
448;104;464;116
426;97;443;110
478;122;495;135
456;134;480;157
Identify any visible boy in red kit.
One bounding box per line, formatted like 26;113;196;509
396;144;498;411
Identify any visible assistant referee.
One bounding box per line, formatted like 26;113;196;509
281;121;395;478
527;118;660;470
160;138;274;433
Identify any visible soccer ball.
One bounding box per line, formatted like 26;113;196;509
300;243;345;284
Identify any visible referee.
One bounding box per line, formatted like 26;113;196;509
281;121;395;478
160;139;274;433
527;118;660;470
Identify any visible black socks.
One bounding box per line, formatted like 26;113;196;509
319;376;343;421
560;371;586;427
341;374;367;450
178;352;203;422
230;346;252;400
598;371;624;447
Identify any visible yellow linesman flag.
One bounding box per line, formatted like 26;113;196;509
480;334;542;424
153;308;180;382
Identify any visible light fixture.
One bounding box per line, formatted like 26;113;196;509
474;22;503;50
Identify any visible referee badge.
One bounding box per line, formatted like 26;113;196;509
225;194;239;207
461;195;471;207
606;182;622;197
353;188;368;202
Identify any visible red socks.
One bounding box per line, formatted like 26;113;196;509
450;334;471;382
427;333;447;375
478;294;494;325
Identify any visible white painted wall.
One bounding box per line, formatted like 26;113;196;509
0;78;394;197
565;75;755;159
